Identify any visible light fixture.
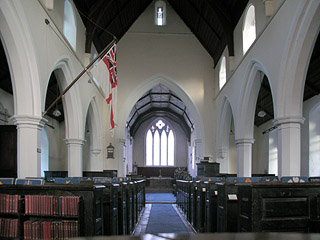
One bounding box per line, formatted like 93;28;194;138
257;110;266;118
52;107;61;117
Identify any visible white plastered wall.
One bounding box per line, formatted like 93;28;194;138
0;0;109;176
116;0;215;176
214;0;320;176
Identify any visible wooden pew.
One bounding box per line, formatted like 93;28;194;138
203;177;225;232
237;177;320;232
216;177;262;232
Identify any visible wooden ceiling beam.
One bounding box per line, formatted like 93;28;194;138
185;0;222;41
73;0;113;52
207;1;234;56
305;81;320;95
167;0;218;61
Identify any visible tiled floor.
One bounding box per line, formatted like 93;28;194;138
145;193;176;203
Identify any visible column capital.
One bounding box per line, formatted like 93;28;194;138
263;0;274;17
229;56;235;71
10;115;48;130
64;138;86;146
273;116;305;126
235;138;255;145
217;149;228;159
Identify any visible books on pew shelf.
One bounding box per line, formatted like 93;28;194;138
25;195;80;216
0;194;21;214
23;219;79;239
0;218;19;238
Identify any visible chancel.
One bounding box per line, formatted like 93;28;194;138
0;0;320;239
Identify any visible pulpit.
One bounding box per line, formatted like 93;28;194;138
148;177;174;188
196;162;220;177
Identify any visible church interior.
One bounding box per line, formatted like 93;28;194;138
0;0;320;239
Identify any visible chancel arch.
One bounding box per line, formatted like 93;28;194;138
118;74;204;151
127;83;192;173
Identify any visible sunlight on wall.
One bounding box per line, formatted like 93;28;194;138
192;145;196;170
309;134;320;176
309;112;320;176
185;80;204;103
41;128;49;177
268;132;278;175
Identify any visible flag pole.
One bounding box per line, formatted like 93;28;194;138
42;38;117;117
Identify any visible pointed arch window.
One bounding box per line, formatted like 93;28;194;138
243;5;256;54
219;56;227;90
146;119;174;166
155;1;166;26
64;0;77;50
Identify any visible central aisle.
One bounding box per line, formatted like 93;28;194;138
145;204;189;234
134;193;194;235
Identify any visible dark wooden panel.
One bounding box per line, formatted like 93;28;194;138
137;167;181;178
237;182;320;233
0;125;17;177
262;197;309;218
197;162;220;177
216;182;239;232
204;181;219;232
83;170;118;178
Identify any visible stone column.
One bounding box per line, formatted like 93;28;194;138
64;138;85;177
10;115;47;178
235;138;255;177
273;117;304;177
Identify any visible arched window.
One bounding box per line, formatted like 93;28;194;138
146;119;174;166
155;1;166;26
243;5;256;54
64;0;77;50
219;56;227;90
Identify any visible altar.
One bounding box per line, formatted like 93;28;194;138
137;167;177;193
147;177;174;188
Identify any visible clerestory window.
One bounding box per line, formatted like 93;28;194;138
219;56;227;90
63;0;77;50
243;5;256;54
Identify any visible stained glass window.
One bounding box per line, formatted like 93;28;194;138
146;119;174;166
